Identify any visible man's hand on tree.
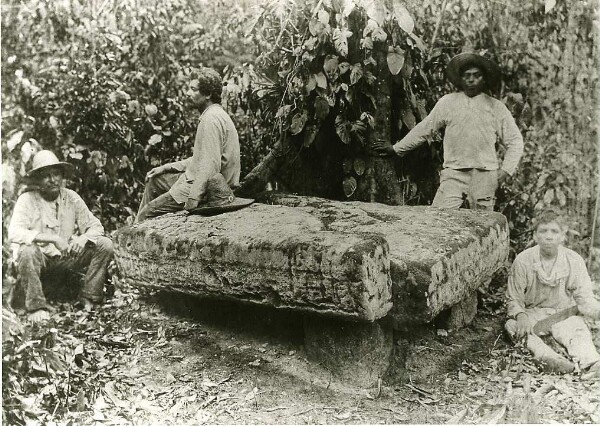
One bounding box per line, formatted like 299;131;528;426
145;165;167;182
371;141;396;157
497;169;510;186
515;313;535;339
184;197;199;210
68;235;88;257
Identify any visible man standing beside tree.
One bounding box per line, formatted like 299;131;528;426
374;52;523;210
136;67;241;221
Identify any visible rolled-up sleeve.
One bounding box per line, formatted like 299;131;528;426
170;158;189;172
8;195;39;245
506;257;529;319
499;109;523;176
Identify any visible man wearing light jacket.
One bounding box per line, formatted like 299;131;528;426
374;52;523;210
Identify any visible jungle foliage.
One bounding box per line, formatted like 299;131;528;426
1;0;598;257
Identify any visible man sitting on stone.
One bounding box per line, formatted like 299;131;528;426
505;208;600;378
136;66;240;221
8;150;114;322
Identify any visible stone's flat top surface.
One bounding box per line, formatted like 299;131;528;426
115;194;509;325
114;204;392;322
259;194;509;324
259;194;505;258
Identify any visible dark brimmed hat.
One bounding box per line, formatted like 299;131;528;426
446;52;501;91
188;173;254;216
26;150;74;178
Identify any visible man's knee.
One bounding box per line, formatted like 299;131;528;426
553;315;589;335
94;236;114;256
17;245;43;266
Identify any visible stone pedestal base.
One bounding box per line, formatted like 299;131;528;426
446;290;479;330
303;316;393;387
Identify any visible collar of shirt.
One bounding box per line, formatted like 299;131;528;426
533;246;570;286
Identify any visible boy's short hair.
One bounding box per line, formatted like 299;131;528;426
189;67;223;103
533;208;568;231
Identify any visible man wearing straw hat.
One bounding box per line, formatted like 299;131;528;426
8;150;114;322
374;52;524;210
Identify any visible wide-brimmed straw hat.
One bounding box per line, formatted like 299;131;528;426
446;52;501;91
26;150;74;178
188;173;254;216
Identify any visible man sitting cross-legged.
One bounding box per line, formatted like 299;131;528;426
505;208;600;378
8;150;114;322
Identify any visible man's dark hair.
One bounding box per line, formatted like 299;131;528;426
190;67;223;103
533;208;568;231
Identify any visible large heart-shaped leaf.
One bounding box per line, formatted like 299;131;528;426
306;74;317;93
392;1;414;34
290;112;308;135
362;0;386;25
335;116;351;144
342;176;358;197
323;55;339;77
387;48;405;75
353;158;366;176
315;72;328;89
350;64;363;85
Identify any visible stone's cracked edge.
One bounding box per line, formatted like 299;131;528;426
427;222;509;314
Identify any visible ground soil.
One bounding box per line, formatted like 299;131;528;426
4;280;600;424
75;287;600;423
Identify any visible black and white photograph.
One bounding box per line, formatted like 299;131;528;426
1;0;599;423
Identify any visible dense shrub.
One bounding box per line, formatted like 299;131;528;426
2;0;597;262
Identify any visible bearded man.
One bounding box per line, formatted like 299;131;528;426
8;150;114;322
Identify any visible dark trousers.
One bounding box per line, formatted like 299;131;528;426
136;172;184;222
17;236;113;312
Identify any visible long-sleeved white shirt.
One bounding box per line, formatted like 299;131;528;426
8;188;105;258
393;92;523;176
168;104;240;203
506;245;600;320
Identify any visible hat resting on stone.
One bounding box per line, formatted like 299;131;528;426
26;150;74;178
188;173;254;216
446;52;501;92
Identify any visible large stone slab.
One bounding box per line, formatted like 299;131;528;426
114;207;392;321
259;194;509;327
114;194;509;327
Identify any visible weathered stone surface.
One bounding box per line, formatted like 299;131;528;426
115;194;508;327
303;316;393;387
259;194;509;327
114;207;392;321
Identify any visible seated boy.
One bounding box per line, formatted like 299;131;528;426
505;209;600;377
